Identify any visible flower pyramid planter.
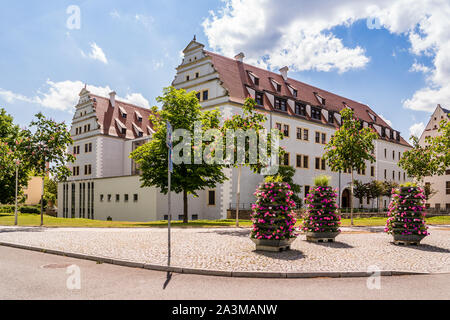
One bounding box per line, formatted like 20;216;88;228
302;185;341;242
250;182;297;252
385;186;429;245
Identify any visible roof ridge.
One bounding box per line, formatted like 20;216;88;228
89;93;152;113
204;50;371;109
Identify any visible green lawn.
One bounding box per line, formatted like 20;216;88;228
0;213;449;228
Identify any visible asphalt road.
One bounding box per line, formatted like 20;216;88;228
0;246;448;300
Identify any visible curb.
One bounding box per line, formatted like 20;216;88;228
0;241;443;279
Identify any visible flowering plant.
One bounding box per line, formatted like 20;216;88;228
250;182;297;240
385;186;429;236
302;185;341;233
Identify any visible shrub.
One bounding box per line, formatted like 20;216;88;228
19;206;40;214
0;205;14;213
314;174;331;187
385;186;429;236
251;182;297;240
302;185;341;233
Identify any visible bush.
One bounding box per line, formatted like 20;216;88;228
19;206;40;214
303;185;341;233
251;182;297;240
385;186;429;236
0;205;15;213
314;174;331;187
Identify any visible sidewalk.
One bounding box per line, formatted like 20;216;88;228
0;225;449;277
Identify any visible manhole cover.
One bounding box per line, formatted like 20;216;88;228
41;263;72;269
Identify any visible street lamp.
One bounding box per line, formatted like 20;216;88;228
14;159;20;226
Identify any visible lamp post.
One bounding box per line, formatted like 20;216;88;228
14;159;19;226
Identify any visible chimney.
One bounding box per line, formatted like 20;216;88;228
109;91;116;108
279;66;289;81
234;52;245;62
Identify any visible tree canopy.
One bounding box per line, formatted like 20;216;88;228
130;87;227;223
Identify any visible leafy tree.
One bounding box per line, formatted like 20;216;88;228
353;180;368;209
367;180;384;210
423;182;437;202
130;87;227;223
25;113;75;225
265;165;302;206
323;108;377;225
398;136;438;182
0;108;31;205
222;98;283;226
44;176;58;206
429;117;450;173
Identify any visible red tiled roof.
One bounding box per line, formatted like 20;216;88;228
89;94;153;139
205;50;410;147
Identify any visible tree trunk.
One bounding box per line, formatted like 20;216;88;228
350;170;354;226
183;190;188;224
235;166;242;227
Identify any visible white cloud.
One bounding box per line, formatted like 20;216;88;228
135;14;154;30
81;42;108;64
409;122;425;138
203;0;450;111
0;80;150;112
379;114;392;127
409;61;431;74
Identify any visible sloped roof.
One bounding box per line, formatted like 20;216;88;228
89;94;153;139
204;50;410;147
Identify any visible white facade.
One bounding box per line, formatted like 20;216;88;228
419;105;450;210
58;39;412;221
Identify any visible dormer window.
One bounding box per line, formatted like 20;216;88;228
396;132;400;142
390;130;394;139
381;127;386;137
311;107;321;120
254;78;259;86
135;110;143;122
328;112;334;123
314;93;325;105
293;89;298;97
255;92;264;105
119;106;127;119
276;84;282;92
274;97;287;111
121;128;126;135
295;102;306;116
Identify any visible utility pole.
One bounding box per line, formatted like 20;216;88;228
14;160;19;226
166;122;173;267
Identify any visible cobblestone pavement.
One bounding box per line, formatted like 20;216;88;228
0;225;449;273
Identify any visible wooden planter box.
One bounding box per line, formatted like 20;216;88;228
393;234;426;246
306;231;339;243
251;238;295;252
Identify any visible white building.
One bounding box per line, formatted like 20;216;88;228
419;104;450;211
58;39;411;221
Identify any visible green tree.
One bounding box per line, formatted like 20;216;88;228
429;117;450;173
44;176;58;206
25;113;75;225
265;165;302;206
323;108;377;225
367;180;384;211
0;108;31;205
130;87;227;223
353;180;368;209
221;98;283;226
398;136;438;182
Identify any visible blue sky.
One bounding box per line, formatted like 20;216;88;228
0;0;447;140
